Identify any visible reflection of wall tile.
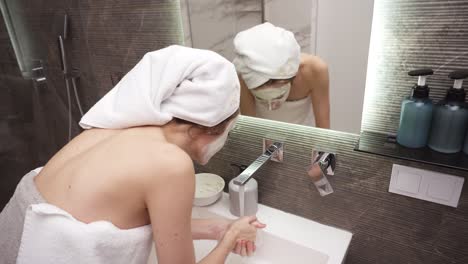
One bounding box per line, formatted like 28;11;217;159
234;0;262;12
184;0;312;59
264;0;316;53
184;0;262;61
186;0;236;60
293;25;312;54
236;9;262;32
362;0;468;134
179;0;193;47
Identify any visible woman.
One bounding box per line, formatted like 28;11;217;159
233;22;330;128
0;45;265;263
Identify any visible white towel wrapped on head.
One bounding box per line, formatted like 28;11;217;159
233;22;301;89
80;45;240;129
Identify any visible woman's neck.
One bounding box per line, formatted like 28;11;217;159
160;123;193;153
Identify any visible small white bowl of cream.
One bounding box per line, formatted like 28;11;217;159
194;173;225;206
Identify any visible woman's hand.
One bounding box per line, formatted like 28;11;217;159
219;216;266;257
209;218;234;241
212;219;250;256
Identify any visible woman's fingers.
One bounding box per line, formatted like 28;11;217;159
251;220;266;228
242;215;266;229
233;240;242;255
246;215;258;223
244;215;266;228
240;240;247;257
226;216;265;254
232;240;257;257
246;241;254;256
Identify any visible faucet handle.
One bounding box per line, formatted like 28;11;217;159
263;139;284;162
265;142;282;155
313;151;336;176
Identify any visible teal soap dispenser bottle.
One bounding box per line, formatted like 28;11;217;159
397;69;434;148
429;70;468;154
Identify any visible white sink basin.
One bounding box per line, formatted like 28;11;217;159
148;193;352;264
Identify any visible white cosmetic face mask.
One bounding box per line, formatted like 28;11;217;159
199;117;238;165
251;83;291;110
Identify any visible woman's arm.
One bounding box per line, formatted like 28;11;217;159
143;147;240;264
303;55;331;129
145;150;197;264
192;218;232;240
143;145;264;263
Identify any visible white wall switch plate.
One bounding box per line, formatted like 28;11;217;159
389;164;464;208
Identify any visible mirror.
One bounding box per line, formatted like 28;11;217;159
179;0;375;134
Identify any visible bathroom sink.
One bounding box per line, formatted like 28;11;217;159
148;193;352;264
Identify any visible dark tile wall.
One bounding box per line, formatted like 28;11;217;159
0;7;38;208
362;0;468;134
198;116;468;264
0;0;183;207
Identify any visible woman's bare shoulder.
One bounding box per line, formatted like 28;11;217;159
300;53;328;73
118;135;195;185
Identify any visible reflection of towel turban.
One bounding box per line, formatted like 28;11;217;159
233;22;301;89
79;45;240;129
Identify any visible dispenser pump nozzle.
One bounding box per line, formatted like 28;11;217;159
454;79;463;89
408;68;433;98
408;69;434;80
409;69;433;86
445;70;468;102
449;70;468;90
418;76;427;86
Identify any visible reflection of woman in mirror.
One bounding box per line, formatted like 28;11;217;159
233;22;330;128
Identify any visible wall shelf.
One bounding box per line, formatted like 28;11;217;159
355;130;468;172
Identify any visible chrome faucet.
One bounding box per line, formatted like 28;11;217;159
308;150;336;196
314;151;336;176
233;141;283;186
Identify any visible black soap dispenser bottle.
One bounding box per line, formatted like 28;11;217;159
428;70;468;154
396;69;434;148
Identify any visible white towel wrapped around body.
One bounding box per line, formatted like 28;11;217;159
80;45;240;129
232;22;301;89
256;96;315;126
0;168;153;264
17;203;153;264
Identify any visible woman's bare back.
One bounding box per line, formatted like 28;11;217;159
34;127;173;229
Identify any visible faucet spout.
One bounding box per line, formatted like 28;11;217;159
233;142;283;186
